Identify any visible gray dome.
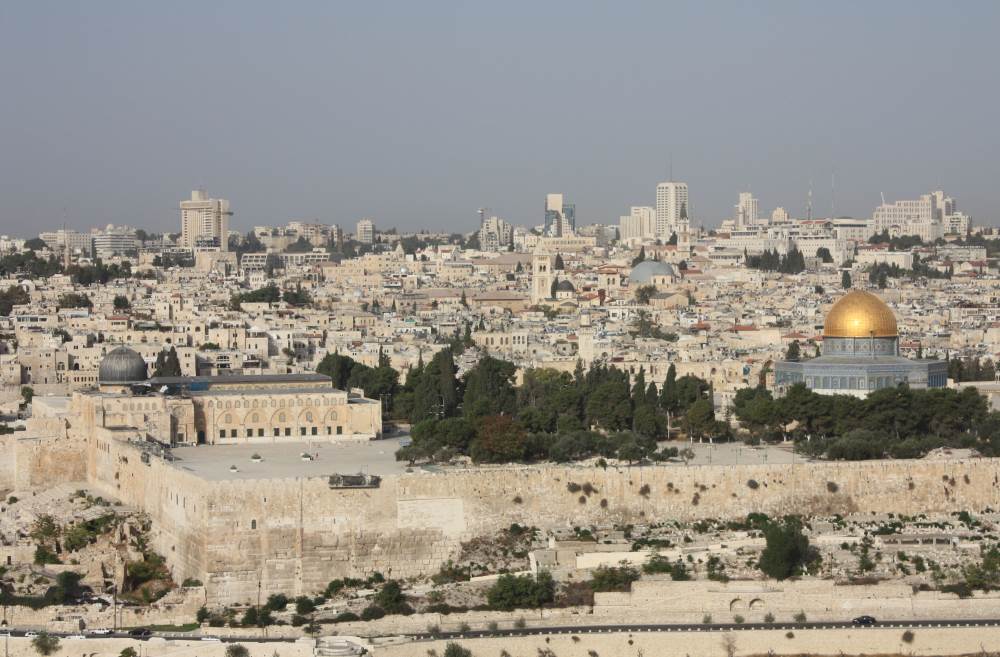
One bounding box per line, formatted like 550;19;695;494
98;346;148;384
629;260;676;284
555;279;576;292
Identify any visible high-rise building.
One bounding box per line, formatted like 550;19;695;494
479;214;513;252
655;181;689;239
544;194;575;237
618;206;656;242
180;190;231;251
356;219;375;244
771;207;790;223
735;192;759;228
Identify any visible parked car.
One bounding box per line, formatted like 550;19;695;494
24;632;38;638
66;635;87;640
89;629;113;636
200;637;222;642
128;628;152;638
852;615;877;626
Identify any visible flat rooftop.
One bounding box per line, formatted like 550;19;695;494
168;438;408;481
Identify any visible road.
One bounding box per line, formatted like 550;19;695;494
4;618;1000;643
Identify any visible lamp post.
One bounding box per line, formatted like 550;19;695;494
2;618;8;657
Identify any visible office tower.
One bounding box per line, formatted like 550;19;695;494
356;218;375;244
735;192;759;228
772;207;790;223
655;181;689;239
180;190;232;251
544;194;575;237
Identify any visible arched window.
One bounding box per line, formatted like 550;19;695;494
224;414;233;424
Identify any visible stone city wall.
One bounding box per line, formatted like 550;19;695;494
14;431;1000;605
186;457;1000;604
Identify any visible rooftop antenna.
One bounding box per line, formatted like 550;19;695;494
830;171;836;218
807;179;813;221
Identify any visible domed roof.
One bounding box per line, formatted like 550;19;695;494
98;346;148;384
555;279;576;292
823;290;898;338
629;260;676;284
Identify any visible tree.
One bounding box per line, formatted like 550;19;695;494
120;648;138;657
634;284;656;305
285;236;313;252
24;237;48;251
841;270;852;289
31;633;60;656
554;253;565;270
462;356;517;419
685;398;715;440
758;518;817;580
785;340;801;362
589;564;640;592
21;386;34;405
113;295;131;310
631;246;646;267
373;580;414;615
153;346;182;377
57;292;92;309
0;285;30;316
469;415;527;463
815;247;833;263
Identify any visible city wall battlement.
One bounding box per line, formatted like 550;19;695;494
7;432;1000;604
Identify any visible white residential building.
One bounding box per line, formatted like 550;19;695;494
618;206;656;243
735;192;760;228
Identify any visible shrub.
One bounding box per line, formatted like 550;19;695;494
374;580;414;615
295;595;316;615
785;631;794;638
514;617;526;628
225;645;249;657
487;572;555;611
702;614;712;624
763;612;775;623
265;593;289;611
196;606;210;623
332;611;360;623
793;611;807;623
902;630;915;643
746;479;759;490
360;605;386;621
443;644;473;657
120;648;138;657
182;577;203;587
32;633;60;656
638;484;651;497
567;482;582;493
826;481;839;493
589;564;640;592
733;614;744;624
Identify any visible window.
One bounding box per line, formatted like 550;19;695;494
300;427;307;436
251;519;257;530
285;428;291;436
273;427;279;436
311;427;318;436
336;426;343;435
246;429;252;438
219;430;225;439
257;428;264;437
230;429;237;438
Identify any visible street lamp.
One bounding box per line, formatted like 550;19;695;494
1;618;8;657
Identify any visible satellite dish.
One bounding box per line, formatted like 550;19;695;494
159;386;169;393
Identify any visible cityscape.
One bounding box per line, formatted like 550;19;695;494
2;3;1000;657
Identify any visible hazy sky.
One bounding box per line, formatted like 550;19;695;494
1;1;998;236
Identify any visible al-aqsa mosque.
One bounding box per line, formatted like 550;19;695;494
774;289;947;397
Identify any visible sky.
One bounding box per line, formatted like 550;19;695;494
1;1;998;236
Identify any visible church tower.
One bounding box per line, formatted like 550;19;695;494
531;253;555;305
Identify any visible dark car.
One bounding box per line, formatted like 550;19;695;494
128;628;152;638
852;615;877;626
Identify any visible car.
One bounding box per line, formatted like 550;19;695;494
128;628;152;638
200;637;221;642
24;632;38;638
88;629;113;636
852;615;877;626
66;635;87;640
0;632;10;638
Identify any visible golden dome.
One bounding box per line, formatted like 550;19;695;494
823;290;898;338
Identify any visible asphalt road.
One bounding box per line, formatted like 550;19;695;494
4;618;1000;643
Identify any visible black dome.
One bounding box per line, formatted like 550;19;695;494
98;346;148;384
